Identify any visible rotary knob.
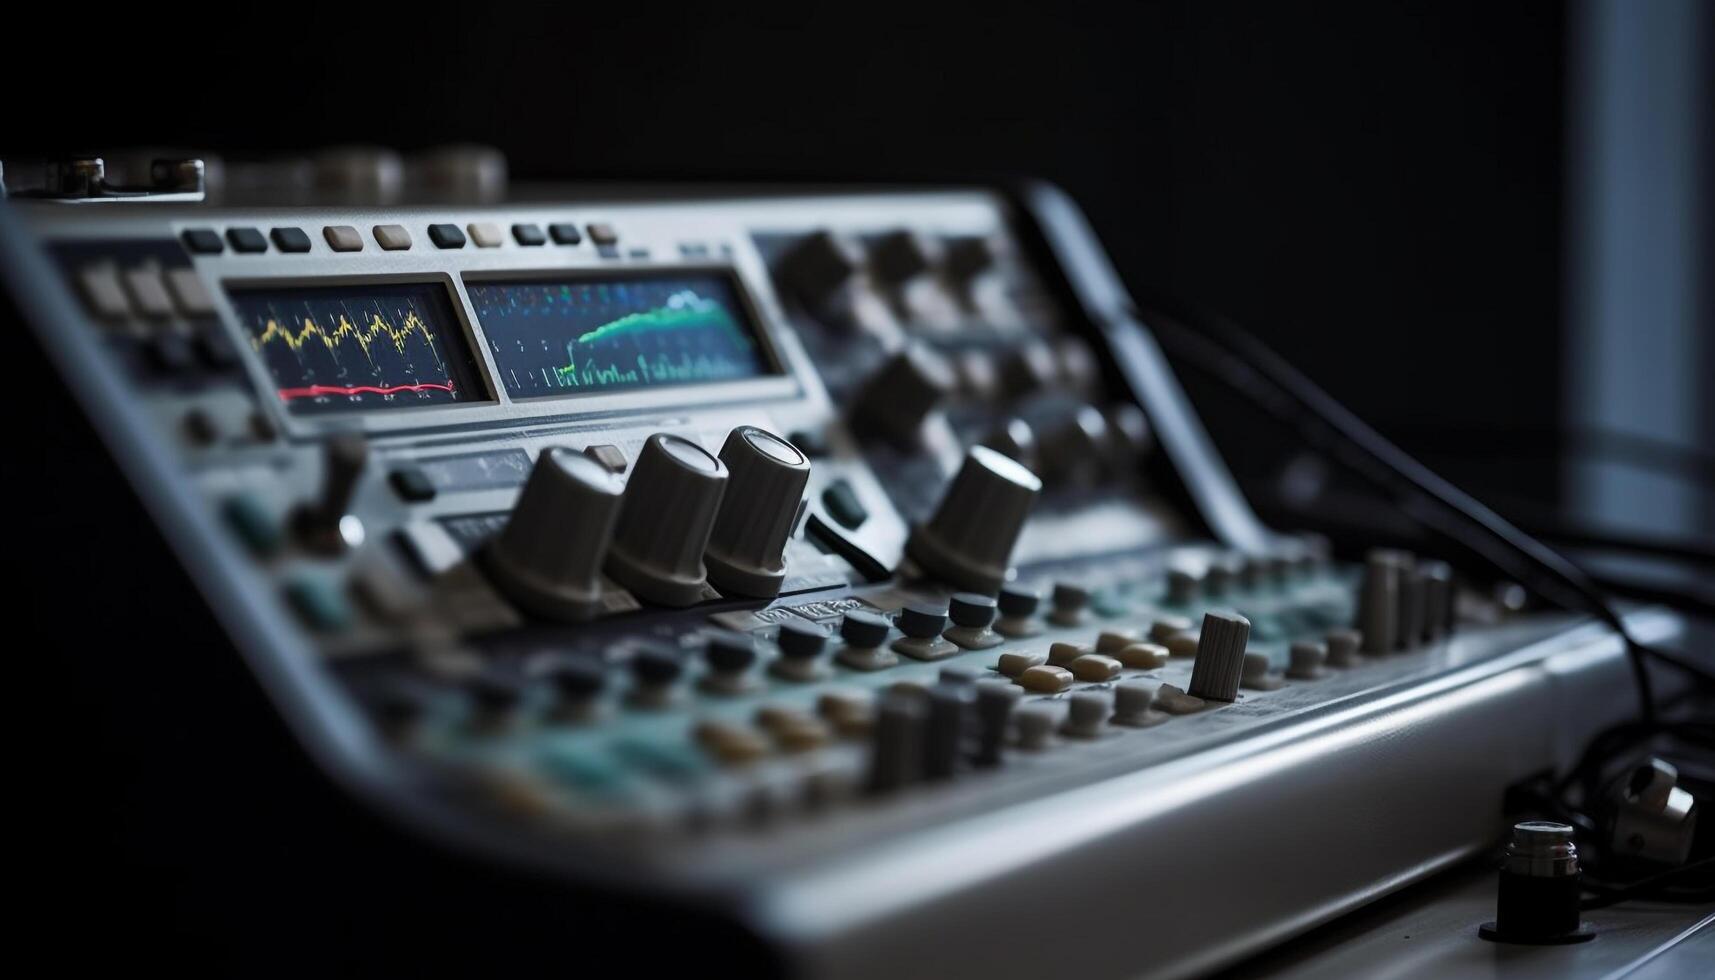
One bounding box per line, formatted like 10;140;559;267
485;448;624;621
1187;611;1251;703
905;445;1043;593
604;434;728;607
850;342;957;444
868;229;935;285
774;229;863;305
704;426;811;598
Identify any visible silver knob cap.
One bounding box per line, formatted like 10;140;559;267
486;448;623;621
906;446;1042;593
704;426;811;598
604;434;728;607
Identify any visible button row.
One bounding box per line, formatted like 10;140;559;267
181;221;618;255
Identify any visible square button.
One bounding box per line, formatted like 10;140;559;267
226;227;269;253
373;224;413;250
428;223;467;249
467;222;503;248
77;265;131;320
270;227;312;253
324;225;364;252
586;223;618;245
181;228;224;254
582;444;628;474
549;222;583;245
389;467;437;502
122;268;175;319
512;223;546;246
165;268;217;317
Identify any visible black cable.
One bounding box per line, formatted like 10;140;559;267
1581;857;1715;909
1136;300;1707;719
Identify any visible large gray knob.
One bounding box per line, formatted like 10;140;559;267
1187;611;1251;703
604;434;728;607
486;448;623;621
704;426;811;598
1357;549;1407;654
850;342;956;444
906;446;1042;593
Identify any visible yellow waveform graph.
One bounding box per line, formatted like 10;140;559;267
251;303;444;370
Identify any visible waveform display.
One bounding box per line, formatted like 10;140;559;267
467;273;776;398
227;282;486;416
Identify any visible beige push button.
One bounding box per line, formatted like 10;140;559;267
1069;654;1121;682
1095;630;1139;653
323;225;364;251
77;265;131;320
122;267;174;318
1154;683;1207;715
996;651;1046;677
373;224;413;250
467;222;504;247
1117;642;1169;669
165;267;216;317
1018;664;1073;694
693;719;770;765
1047;641;1090;666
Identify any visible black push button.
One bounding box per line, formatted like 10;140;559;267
193;321;241;368
545;657;606;699
630;643;684;685
226;227;268;253
549;222;583;245
512;223;547;246
428;223;467;249
822;479;868;530
777;620;829;659
389;466;437;502
897;602;949;639
841;610;891;648
270;227;312;253
181;228;225;254
703;632;758;672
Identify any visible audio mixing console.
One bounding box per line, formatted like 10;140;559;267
0;157;1685;978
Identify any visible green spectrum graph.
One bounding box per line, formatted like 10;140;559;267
470;274;775;397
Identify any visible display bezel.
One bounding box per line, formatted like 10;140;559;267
222;276;496;417
214;262;806;442
460;265;786;402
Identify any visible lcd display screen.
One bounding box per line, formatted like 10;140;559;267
466;272;777;398
226;281;488;415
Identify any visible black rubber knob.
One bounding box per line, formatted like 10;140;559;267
544;657;606;699
703;632;758;673
949;592;998;628
998;585;1041;617
777;620;829;659
841;610;891;648
630;643;684;685
897;602;949;639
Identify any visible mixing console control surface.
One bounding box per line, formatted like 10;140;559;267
1;177;1670;980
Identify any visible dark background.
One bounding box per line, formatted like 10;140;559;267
6;1;1571;508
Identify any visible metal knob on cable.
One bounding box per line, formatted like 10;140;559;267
704;426;811;598
604;434;728;607
486;448;624;621
905;445;1042;593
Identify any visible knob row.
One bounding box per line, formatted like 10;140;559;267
487;426;810;619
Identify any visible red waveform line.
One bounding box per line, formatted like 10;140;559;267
276;382;456;400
